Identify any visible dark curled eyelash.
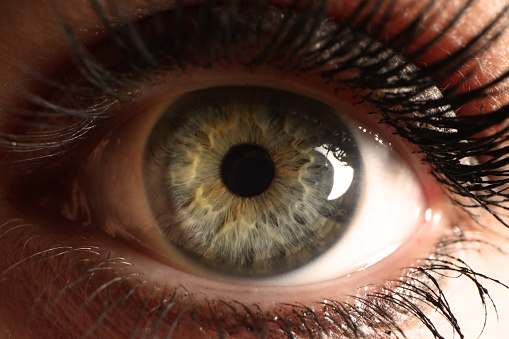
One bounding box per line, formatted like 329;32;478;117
4;0;509;337
23;0;509;229
8;0;509;179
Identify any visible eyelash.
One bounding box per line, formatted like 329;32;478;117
4;0;509;338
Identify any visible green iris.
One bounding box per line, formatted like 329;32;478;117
146;87;361;277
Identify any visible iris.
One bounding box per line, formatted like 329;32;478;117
145;87;361;277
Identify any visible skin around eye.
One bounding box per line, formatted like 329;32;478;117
1;0;509;339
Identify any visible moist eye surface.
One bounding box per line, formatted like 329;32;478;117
144;86;362;278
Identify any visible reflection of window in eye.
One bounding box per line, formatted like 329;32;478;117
2;0;509;338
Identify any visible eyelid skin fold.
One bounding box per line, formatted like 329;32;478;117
0;0;505;119
0;0;505;92
1;0;509;147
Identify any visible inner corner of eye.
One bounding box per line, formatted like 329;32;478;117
94;85;442;288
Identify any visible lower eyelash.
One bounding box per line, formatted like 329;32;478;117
3;215;505;339
142;240;506;339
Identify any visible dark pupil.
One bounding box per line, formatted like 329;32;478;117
222;144;275;197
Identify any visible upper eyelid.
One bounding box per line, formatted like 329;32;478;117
0;0;505;103
0;0;501;168
0;0;507;164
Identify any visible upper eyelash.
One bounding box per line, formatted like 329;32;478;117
4;0;509;337
13;0;509;227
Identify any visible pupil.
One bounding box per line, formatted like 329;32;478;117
222;144;275;197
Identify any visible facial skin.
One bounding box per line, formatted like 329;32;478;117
1;0;509;338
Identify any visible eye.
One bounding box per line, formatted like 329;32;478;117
2;0;509;338
63;84;436;288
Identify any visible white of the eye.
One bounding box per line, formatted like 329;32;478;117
239;126;432;286
314;146;354;201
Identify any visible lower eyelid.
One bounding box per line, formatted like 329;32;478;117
0;207;472;339
3;170;460;336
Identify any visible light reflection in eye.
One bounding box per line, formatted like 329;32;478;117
314;146;354;201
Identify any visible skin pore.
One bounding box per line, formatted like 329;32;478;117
1;0;509;338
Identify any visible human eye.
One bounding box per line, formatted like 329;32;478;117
2;0;509;338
